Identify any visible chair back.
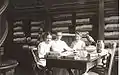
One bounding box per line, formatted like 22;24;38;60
31;48;39;64
108;42;117;75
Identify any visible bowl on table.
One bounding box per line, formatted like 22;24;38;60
85;45;97;53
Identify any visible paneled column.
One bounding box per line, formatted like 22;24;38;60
44;13;52;32
69;12;76;33
0;16;1;39
91;0;104;41
98;0;104;40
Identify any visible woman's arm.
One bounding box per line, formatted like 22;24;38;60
38;43;45;58
86;35;96;46
70;41;76;51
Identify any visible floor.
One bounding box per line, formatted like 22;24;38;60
13;60;118;75
14;63;35;75
14;67;34;75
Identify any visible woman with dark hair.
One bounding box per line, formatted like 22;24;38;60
41;32;52;41
37;32;53;75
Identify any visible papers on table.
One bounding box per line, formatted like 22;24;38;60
45;51;89;60
45;48;108;60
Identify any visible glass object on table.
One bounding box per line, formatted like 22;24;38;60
96;40;104;53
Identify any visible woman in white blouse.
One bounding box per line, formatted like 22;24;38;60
51;32;72;75
38;32;52;67
70;31;87;75
71;31;86;51
51;32;72;53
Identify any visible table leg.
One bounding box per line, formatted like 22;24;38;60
78;69;84;75
67;69;74;75
46;68;53;75
68;69;84;75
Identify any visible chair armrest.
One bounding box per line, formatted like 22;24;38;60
30;46;37;51
32;47;38;51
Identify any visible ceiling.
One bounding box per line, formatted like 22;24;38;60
9;0;118;20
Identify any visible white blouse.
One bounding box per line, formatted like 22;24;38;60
71;40;86;50
51;40;72;53
38;41;52;66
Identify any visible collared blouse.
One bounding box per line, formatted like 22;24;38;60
38;41;52;66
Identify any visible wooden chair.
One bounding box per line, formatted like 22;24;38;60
31;47;49;75
108;42;117;75
86;42;117;75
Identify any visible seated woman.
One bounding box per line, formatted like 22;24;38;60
70;31;96;75
70;31;87;75
51;32;73;75
51;31;73;53
37;32;53;74
71;31;86;51
71;31;88;58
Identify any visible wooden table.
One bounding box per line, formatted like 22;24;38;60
46;55;106;75
0;60;18;75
